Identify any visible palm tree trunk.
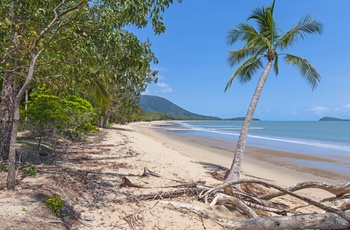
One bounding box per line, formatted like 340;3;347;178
225;60;273;185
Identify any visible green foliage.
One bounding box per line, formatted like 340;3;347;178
141;112;179;121
23;94;67;130
23;93;98;140
45;194;64;217
21;162;37;177
0;163;9;172
225;0;323;91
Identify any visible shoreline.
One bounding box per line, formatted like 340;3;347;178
1;122;348;229
132;121;350;185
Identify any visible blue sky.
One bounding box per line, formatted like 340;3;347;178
132;0;350;121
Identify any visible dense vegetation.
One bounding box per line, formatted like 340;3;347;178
0;0;182;189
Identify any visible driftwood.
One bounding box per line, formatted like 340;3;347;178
199;179;350;222
331;199;350;211
120;177;143;188
223;187;291;213
260;181;350;200
142;167;161;177
162;201;350;229
124;185;212;203
120;168;350;229
209;193;259;218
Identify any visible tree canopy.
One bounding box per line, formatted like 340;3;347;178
0;0;182;189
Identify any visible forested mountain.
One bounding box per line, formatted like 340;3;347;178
139;95;220;120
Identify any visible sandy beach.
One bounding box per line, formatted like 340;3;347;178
0;121;348;229
138;121;349;184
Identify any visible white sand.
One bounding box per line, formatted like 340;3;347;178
0;121;347;229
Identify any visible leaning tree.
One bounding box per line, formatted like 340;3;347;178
224;0;323;184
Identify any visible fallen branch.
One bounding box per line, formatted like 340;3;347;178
224;187;291;212
331;199;350;211
162;201;350;229
260;181;350;200
120;177;143;188
209;193;259;218
142;167;161;177
199;179;350;222
125;186;209;202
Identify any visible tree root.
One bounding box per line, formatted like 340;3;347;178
120;168;350;229
209;193;259;218
260;181;350;200
199;179;350;222
162;201;350;230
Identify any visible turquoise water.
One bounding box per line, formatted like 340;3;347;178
155;120;350;175
157;120;350;156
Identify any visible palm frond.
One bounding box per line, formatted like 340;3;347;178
276;14;323;50
249;7;269;35
284;54;320;90
91;77;111;110
225;56;263;91
227;48;257;67
248;0;277;43
227;23;258;45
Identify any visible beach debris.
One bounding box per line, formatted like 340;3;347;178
125;187;201;202
331;198;350;211
210;193;287;216
162;201;350;229
120;177;143;188
260;181;350;200
209;193;259;218
142;167;161;177
199;179;350;221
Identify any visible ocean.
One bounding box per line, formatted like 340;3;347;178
154;120;350;175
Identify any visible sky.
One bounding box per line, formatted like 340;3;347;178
131;0;350;121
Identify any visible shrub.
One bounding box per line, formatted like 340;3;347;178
0;163;9;172
45;194;64;217
21;162;37;177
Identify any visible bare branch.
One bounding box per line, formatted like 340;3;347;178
260;181;350;200
162;201;350;229
209;193;259;218
199;179;350;222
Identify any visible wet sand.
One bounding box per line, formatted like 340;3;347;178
132;121;350;185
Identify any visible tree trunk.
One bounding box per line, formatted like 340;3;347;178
225;61;273;184
103;107;114;128
0;72;18;161
6;105;20;189
7;55;40;189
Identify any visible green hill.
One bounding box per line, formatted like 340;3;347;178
319;116;350;121
139;95;220;120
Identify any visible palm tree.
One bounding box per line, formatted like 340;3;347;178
224;0;323;184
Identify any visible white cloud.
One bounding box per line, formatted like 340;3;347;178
310;106;329;114
343;104;350;109
156;82;173;93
